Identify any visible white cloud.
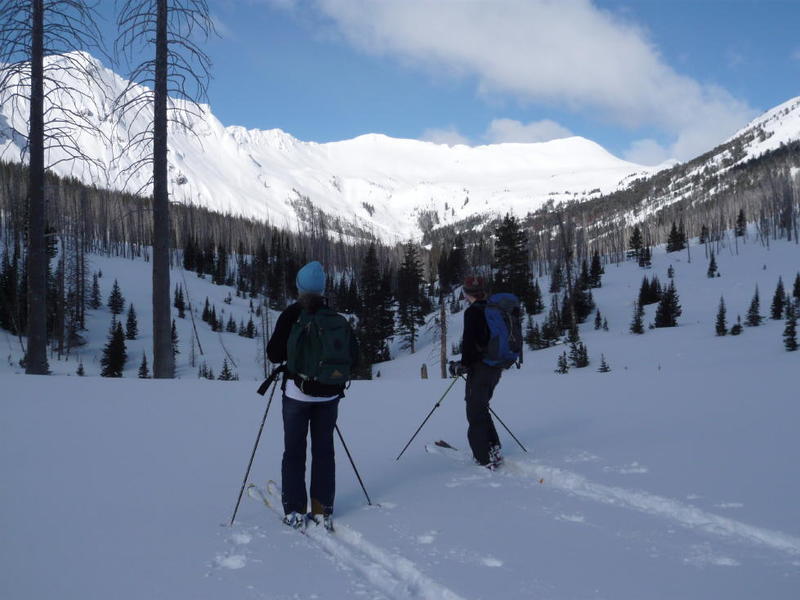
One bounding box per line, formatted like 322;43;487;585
624;138;671;166
421;126;471;146
311;0;757;161
485;118;572;143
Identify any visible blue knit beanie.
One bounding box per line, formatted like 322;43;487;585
296;261;326;296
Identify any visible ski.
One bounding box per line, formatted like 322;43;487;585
434;439;458;450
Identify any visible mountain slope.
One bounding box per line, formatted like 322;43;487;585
0;52;659;241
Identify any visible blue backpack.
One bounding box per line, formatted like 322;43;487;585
482;293;522;368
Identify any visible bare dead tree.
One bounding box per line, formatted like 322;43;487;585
114;0;213;378
0;0;107;374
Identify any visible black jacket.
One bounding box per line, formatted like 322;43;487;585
267;299;358;397
461;300;490;367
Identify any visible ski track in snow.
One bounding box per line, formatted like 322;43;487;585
504;459;800;558
248;485;467;600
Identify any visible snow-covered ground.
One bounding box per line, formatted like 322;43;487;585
1;232;799;599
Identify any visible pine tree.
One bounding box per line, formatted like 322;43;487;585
245;317;256;339
202;297;210;322
589;250;604;288
597;354;611;373
602;318;609;331
555;352;569;374
715;296;728;336
76;362;85;376
770;277;786;320
745;286;763;327
210;306;219;331
784;302;798;352
492;214;531;299
356;243;393;377
730;315;743;336
570;342;589;368
218;358;235;381
89;273;102;309
100;319;127;377
630;301;645;334
654;281;682;328
699;224;709;244
396;243;426;353
171;320;180;357
793;273;800;303
666;222;686;253
549;264;563;294
735;209;746;237
107;279;125;315
594;309;602;330
138;352;150;378
707;251;718;278
524;316;544;350
628;226;643;259
638;246;652;268
126;304;138;340
174;284;186;319
525;279;545;315
226;314;237;333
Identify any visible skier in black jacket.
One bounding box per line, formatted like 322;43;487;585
452;275;503;469
267;261;358;530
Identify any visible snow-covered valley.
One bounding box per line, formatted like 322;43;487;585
1;232;799;599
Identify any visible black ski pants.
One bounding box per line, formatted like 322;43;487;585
281;395;339;516
464;362;503;465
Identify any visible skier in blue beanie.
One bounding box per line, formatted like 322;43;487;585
267;261;359;531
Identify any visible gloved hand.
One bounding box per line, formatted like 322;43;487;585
448;361;468;378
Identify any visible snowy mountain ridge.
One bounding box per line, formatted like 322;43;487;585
1;51;660;241
2;51;799;242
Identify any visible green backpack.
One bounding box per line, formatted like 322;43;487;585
286;308;354;387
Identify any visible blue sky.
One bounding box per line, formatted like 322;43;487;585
100;1;800;164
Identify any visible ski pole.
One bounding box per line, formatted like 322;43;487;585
335;424;374;506
229;365;283;526
489;407;528;453
395;376;460;461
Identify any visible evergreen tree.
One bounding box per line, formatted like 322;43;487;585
735;209;746;237
100;319;127;377
770;277;786;320
89;273;102;309
126;304;138;340
602;318;609;331
549;264;563;294
707;251;718;278
76;362;85;376
226;314;237;333
202;297;210;322
107;279;125;315
524;279;545;315
171;320;180;357
597;354;611;373
589;250;604;288
628;226;643;259
654;281;682;327
793;273;800;303
245;317;256;339
396;243;426;352
492;214;532;299
667;265;674;279
524;316;544;350
666;222;686;253
448;235;468;287
218;358;235;381
715;296;728;336
699;224;709;244
569;342;589;368
356;243;393;376
784;302;798;352
630;301;645;334
745;286;763;327
577;259;591;291
174;284;186;318
594;309;602;330
138;352;150;378
638;246;652;268
730;315;743;336
210;306;219;331
555;352;569;374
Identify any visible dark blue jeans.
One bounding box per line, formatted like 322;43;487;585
465;362;502;465
281;395;339;516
